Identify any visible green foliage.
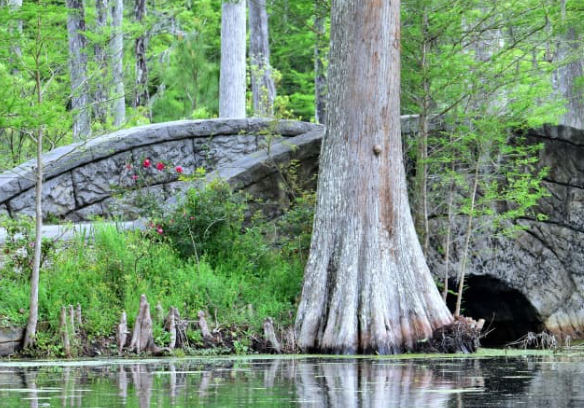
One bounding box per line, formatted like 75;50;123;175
162;179;248;261
0;183;307;338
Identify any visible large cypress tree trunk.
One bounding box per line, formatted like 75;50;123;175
219;0;246;118
249;0;275;116
66;0;91;140
110;0;126;126
295;0;453;354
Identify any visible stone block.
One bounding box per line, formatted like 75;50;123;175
8;173;76;219
72;151;133;207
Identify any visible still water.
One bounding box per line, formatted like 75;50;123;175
0;355;583;407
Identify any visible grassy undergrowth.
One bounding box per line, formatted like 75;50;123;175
0;180;314;355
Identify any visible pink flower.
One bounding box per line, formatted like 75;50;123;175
156;162;165;171
132;175;139;181
157;227;164;235
125;163;132;170
175;166;183;174
190;216;195;220
143;159;151;168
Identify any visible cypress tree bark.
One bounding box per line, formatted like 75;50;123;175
295;0;453;354
110;0;126;126
219;0;246;118
66;0;91;140
249;0;275;116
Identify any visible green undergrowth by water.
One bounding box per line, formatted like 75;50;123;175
0;181;315;356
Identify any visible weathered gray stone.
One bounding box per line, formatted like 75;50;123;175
8;173;76;218
67;202;107;222
0;328;23;356
71;151;133;207
197;135;264;170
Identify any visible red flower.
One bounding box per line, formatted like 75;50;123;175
156;162;165;171
143;159;151;168
175;166;183;174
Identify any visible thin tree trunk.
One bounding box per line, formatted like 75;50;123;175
23;18;44;347
219;0;246;118
314;1;327;124
7;0;22;71
110;0;125;126
414;9;430;254
93;0;108;124
249;0;275;116
134;0;150;116
442;158;456;302
66;0;91;140
553;0;584;129
295;0;453;354
454;158;480;318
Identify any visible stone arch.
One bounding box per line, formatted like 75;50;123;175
448;275;544;346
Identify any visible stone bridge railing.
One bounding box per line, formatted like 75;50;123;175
0;119;321;221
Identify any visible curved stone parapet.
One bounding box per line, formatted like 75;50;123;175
0;118;321;221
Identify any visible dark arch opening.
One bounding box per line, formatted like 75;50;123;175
446;275;544;347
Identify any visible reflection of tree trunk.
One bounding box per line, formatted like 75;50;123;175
263;359;281;388
118;366;128;401
24;370;38;408
198;371;212;396
295;361;454;408
169;364;177;401
131;365;153;408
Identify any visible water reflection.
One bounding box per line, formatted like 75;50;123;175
0;356;583;407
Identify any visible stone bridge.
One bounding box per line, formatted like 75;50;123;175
1;118;584;344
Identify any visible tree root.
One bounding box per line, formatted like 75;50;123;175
421;316;484;353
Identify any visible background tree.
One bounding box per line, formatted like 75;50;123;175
66;0;91;140
110;0;126;126
295;0;453;354
134;0;150;116
92;0;109;124
552;0;584;128
249;0;276;116
219;0;246;118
